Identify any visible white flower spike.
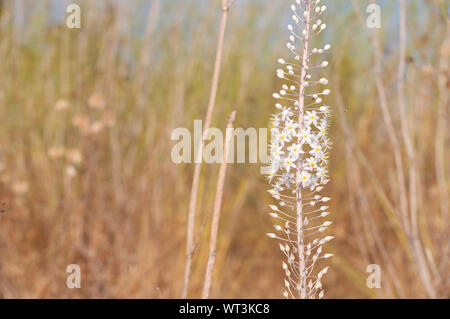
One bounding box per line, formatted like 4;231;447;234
264;0;333;300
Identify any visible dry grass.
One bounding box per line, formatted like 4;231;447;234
0;0;448;298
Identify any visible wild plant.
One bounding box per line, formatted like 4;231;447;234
265;0;333;299
182;0;236;298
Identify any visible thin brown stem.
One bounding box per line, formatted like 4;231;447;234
201;111;236;299
352;0;409;235
397;0;436;298
351;0;438;298
182;0;236;298
436;20;450;293
333;65;405;298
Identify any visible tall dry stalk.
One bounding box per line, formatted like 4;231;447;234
351;0;439;298
265;0;333;299
182;0;236;298
396;0;436;298
201;111;236;299
436;19;449;294
333;43;406;298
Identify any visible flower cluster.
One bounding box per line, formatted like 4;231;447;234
269;104;331;187
264;0;333;299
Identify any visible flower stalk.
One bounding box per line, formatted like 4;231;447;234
265;0;333;299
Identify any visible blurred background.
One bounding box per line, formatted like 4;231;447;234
0;0;448;298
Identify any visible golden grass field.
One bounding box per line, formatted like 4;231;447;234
0;0;448;298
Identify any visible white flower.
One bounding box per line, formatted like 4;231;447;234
299;171;312;187
300;128;316;145
275;130;291;144
321;136;332;150
270;114;281;128
284;119;299;136
305;157;318;171
309;143;323;158
283;157;297;173
281;107;294;121
288;143;303;158
280;172;295;188
305;111;319;126
319;105;331;117
316;166;328;183
271;144;285;160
